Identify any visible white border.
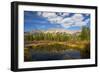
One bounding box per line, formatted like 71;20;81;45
18;5;95;68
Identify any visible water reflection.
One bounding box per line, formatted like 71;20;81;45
29;49;81;61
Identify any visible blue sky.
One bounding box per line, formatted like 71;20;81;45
24;11;90;32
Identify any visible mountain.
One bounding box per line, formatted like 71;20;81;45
43;28;81;34
24;28;81;35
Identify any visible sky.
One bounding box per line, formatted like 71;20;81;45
24;11;90;32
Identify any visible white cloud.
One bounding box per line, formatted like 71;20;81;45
61;13;70;17
74;18;90;27
74;21;86;26
71;14;84;22
37;12;89;29
61;18;74;24
48;16;63;24
37;12;42;16
37;12;63;24
57;12;70;17
42;12;57;18
60;18;73;28
61;14;90;28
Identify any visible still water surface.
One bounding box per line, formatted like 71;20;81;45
29;49;81;61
